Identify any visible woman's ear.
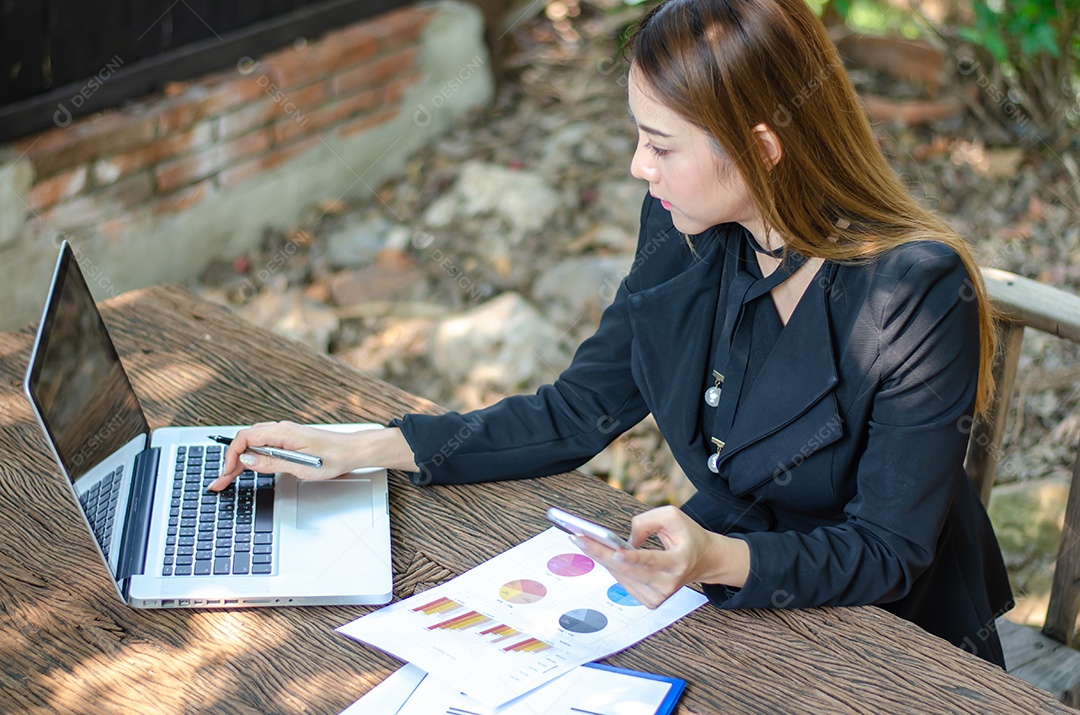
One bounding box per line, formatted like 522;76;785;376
752;123;783;168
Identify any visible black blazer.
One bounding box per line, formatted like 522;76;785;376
395;194;1013;667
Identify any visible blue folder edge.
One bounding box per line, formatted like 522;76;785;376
582;662;686;715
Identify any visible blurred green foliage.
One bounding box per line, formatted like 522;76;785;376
959;0;1073;65
822;0;1078;146
953;0;1079;147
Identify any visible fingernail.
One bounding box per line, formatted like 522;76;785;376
239;454;256;467
613;549;627;562
569;535;585;549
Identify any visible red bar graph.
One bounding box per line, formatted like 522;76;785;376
428;610;494;631
412;596;464;616
412;594;555;654
502;637;553;653
480;623;521;643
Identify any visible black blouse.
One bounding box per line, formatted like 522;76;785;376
702;233;802;474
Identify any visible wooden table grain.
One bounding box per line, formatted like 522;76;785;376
0;285;1073;715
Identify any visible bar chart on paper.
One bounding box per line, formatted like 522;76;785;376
337;528;707;708
415;596;555;652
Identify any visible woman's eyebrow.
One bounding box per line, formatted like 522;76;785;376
627;108;674;138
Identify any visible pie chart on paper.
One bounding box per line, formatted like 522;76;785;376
499;579;547;604
546;553;595;577
558;608;608;634
607;582;642;607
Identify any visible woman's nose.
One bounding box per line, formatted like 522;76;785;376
630;145;655;182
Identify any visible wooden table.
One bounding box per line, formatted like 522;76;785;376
0;285;1073;715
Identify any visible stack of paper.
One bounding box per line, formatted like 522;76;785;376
348;662;686;715
336;527;707;713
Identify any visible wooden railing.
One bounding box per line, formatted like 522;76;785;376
968;268;1080;648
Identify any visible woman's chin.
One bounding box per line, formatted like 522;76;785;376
670;215;707;235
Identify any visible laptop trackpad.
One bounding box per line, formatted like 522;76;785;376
296;479;373;530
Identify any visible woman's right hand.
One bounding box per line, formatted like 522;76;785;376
208;421;418;491
571;505;750;609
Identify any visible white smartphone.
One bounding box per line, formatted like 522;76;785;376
546;507;633;550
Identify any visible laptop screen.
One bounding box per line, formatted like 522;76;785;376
26;243;150;482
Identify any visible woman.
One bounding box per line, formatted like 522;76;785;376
212;0;1013;667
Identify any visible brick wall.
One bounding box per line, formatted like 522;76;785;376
16;7;429;234
0;0;492;330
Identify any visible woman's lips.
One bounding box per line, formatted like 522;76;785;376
650;192;673;211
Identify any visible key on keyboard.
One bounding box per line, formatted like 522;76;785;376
80;465;124;554
161;445;275;577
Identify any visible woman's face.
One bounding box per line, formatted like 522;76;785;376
628;68;760;236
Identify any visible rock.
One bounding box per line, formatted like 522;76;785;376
335;317;435;377
327;250;424;307
431;161;562;235
950;140;1026;180
598;180;647;234
430;292;572;390
532;253;635;325
603;133;634;160
423;195;459;228
322;214;414;269
537;121;594;177
981;147;1026;180
237;282;339;352
590;223;636;251
566;223;636;253
383;224;415;252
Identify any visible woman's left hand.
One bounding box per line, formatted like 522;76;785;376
571;505;750;609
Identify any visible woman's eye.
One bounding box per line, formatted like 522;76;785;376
646;143;670;158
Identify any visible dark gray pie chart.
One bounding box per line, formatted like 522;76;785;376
558;608;608;634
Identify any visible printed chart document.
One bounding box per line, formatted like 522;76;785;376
337;527;707;708
340;662;685;715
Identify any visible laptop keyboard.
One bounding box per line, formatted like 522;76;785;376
161;445;275;577
79;465;124;554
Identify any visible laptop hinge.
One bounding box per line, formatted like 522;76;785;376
117;447;159;584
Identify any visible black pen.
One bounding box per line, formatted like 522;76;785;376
209;435;324;469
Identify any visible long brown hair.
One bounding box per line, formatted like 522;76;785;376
628;0;997;416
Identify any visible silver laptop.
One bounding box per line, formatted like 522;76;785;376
24;241;392;608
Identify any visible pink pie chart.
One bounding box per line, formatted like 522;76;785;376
547;553;594;577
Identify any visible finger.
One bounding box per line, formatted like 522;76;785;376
574;536;655;581
604;573;671;610
568;534;614;559
240;421;321;454
610;567;680;609
208;470;238;492
629;512;665;548
223;422;298;466
211;431;255;491
208;461;242;491
234;447;330;482
233;451;275;473
629;506;687;548
612;546;662;569
574;540;683;609
212;427;275;490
